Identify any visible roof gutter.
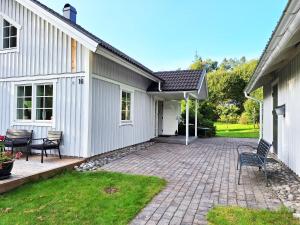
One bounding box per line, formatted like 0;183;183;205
244;91;263;140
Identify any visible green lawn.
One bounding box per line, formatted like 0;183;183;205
215;122;259;138
0;171;166;225
207;206;300;225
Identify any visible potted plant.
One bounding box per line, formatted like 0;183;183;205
0;150;22;180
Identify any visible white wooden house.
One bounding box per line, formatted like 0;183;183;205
245;0;300;176
0;0;208;157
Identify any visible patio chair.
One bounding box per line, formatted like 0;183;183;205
30;131;63;163
4;129;33;155
236;139;272;186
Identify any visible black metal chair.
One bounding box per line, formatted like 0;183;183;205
237;139;272;186
4;129;33;154
30;131;63;163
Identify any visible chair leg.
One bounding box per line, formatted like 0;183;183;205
238;163;242;185
26;146;30;161
11;146;14;155
58;147;62;159
41;149;44;163
45;150;48;157
263;164;268;187
236;154;240;170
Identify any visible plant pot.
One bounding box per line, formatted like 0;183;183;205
0;160;14;180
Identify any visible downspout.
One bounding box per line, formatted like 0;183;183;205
244;92;263;140
158;81;162;92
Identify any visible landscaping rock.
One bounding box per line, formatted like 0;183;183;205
75;142;155;172
267;157;300;217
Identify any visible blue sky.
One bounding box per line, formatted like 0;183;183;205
40;0;287;71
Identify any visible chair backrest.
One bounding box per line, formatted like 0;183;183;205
257;139;272;162
48;131;62;144
6;129;33;140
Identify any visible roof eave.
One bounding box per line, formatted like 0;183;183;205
96;46;162;82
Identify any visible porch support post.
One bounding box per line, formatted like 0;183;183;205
195;99;198;137
185;93;189;145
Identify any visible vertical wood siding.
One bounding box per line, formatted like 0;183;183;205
91;78;155;155
262;84;273;143
92;54;152;90
263;53;300;176
0;0;86;78
0;76;85;157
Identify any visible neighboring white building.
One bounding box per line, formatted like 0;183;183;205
0;0;208;157
245;0;300;176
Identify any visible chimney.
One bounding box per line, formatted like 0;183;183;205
63;3;77;23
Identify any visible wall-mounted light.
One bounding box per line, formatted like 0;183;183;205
275;104;286;117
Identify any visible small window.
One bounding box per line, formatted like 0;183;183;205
121;90;132;122
36;84;53;121
16;85;32;120
3;19;17;49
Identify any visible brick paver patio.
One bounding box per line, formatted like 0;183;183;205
103;138;282;225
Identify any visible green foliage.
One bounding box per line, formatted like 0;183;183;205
189;54;218;72
217;104;240;124
0;171;166;225
207;206;300;225
243;88;263;125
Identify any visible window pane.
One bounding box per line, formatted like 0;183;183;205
3;27;9;37
122;91;126;102
127;93;131;102
17;98;23;108
17;86;24;97
121;111;126;120
25;86;32;97
126;111;131;121
36;97;44;108
3;19;9;27
45;109;53;120
10;26;17;36
36;85;44;96
36;109;43;120
17;109;23;120
10;37;17;48
45;85;53;96
24;98;32;108
122;101;126;111
3;38;9;49
24;109;31;120
45;97;53;108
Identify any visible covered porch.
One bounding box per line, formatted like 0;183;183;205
151;90;205;145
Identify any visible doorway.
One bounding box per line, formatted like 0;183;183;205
272;84;278;154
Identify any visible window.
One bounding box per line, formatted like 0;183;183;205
36;85;53;121
15;84;54;122
3;19;17;49
121;90;132;122
17;86;32;120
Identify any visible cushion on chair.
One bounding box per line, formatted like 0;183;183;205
31;143;59;150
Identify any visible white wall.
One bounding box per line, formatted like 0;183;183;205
264;53;300;176
91;77;156;155
263;84;273;144
0;75;86;157
162;100;180;135
0;0;86;78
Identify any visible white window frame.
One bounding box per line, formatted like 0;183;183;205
12;80;56;127
120;88;134;126
0;13;21;53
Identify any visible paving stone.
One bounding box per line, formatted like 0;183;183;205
103;138;282;224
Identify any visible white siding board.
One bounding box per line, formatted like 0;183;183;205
0;0;87;78
91;78;155;155
267;52;300;176
0;77;85;157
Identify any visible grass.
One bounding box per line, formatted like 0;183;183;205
0;171;166;225
215;122;259;138
207;206;300;225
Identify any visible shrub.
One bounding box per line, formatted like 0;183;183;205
178;119;216;137
239;112;249;124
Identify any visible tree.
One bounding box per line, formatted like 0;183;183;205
189;54;218;72
243;88;262;126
